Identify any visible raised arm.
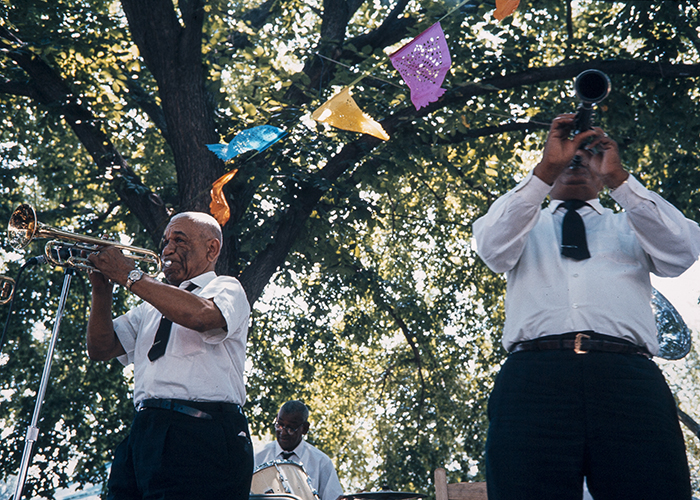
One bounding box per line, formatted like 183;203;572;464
474;114;600;272
88;246;227;334
86;270;126;361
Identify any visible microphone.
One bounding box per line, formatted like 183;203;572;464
25;255;48;267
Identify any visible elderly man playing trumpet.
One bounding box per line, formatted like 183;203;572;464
86;211;253;500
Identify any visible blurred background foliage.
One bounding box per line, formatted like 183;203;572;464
1;0;700;497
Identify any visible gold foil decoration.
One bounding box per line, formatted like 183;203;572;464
312;87;390;141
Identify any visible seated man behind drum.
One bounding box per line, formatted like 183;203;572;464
255;400;344;500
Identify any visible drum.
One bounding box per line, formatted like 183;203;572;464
251;460;320;500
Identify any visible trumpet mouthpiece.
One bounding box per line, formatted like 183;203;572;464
569;155;583;169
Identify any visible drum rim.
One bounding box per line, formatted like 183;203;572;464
254;459;308;474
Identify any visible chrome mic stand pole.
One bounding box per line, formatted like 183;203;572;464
13;267;74;500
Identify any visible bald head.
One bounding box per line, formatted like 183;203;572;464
170;212;223;246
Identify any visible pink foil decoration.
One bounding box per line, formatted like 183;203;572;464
390;22;452;110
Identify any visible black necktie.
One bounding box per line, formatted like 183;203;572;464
148;283;198;361
560;200;591;260
281;452;294;460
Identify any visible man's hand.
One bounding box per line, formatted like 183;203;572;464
87;246;136;288
586;128;629;189
534;113;599;185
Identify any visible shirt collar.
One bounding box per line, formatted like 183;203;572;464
547;198;605;215
274;439;305;457
180;271;217;290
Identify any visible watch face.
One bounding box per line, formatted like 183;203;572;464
129;270;142;280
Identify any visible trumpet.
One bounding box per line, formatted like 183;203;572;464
570;69;611;169
8;204;162;273
0;275;15;305
573;69;611;133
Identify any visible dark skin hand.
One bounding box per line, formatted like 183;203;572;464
85;216;227;361
534;113;629;201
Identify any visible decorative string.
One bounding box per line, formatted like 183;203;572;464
314;53;404;89
436;0;473;23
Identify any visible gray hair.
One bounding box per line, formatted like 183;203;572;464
170;211;223;245
279;400;309;422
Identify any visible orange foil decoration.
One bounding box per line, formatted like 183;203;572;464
210;168;239;226
494;0;520;20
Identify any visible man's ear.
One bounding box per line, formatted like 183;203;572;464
207;238;222;263
301;422;310;435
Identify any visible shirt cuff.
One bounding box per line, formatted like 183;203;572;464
609;174;648;210
513;170;553;206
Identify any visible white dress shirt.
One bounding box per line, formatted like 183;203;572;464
473;172;700;354
255;440;344;500
114;271;250;406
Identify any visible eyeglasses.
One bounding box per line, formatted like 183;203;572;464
274;422;302;434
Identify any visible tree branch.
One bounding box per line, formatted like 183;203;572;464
222;0;278;51
0;78;37;98
0;27;170;246
431;121;551;145
678;406;700;441
239;59;700;304
342;0;415;61
284;0;412;105
386;305;426;412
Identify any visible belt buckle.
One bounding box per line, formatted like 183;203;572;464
574;333;590;354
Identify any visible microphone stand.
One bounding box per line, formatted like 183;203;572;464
12;267;74;500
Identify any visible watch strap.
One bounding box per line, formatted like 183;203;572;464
125;270;144;291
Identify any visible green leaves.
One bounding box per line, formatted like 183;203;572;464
2;0;700;497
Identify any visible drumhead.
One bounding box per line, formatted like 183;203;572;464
251;460;319;500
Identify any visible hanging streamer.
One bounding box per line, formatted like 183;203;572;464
206;125;286;225
206;125;287;161
210;168;240;226
311;87;390;141
389;22;452;110
494;0;520;20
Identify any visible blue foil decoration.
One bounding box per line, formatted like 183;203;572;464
652;288;692;360
207;125;287;161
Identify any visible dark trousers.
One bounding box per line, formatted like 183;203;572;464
485;350;691;500
108;400;254;500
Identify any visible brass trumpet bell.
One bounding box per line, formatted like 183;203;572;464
8;204;161;273
572;69;611;134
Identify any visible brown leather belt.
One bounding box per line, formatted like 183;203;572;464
511;332;651;358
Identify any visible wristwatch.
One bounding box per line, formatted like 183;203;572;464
125;269;145;291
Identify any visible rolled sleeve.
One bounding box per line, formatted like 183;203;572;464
114;302;150;366
200;276;251;344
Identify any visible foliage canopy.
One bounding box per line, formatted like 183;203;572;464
2;0;700;497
